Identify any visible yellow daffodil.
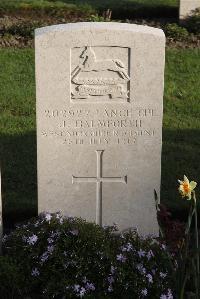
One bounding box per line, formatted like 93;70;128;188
178;175;197;200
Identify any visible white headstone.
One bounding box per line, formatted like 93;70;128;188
35;22;165;234
179;0;200;19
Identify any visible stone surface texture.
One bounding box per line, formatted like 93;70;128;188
179;0;200;19
35;22;165;234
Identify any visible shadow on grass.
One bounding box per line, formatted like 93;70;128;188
161;128;200;222
0;127;199;230
0;131;37;231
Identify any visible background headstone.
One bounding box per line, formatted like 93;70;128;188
179;0;200;19
35;22;165;234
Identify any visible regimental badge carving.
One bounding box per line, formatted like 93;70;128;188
71;46;130;102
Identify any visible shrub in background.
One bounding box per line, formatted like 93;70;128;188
2;212;174;298
4;21;43;38
185;8;200;34
164;23;189;41
89;9;112;22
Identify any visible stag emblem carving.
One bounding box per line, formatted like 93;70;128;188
71;46;130;101
71;46;130;81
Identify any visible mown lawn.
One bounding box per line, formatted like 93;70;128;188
0;0;179;18
0;0;179;9
163;49;200;217
0;48;200;226
0;0;74;9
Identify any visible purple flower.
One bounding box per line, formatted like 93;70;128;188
79;287;86;297
70;229;79;236
74;284;80;292
122;242;133;252
112;222;118;231
45;213;52;222
146;273;153;283
59;218;64;224
31;267;40;277
136;263;146;274
56;212;62;219
40;251;49;263
107;276;114;284
47;245;54;254
126;243;133;251
108;285;113;292
34;221;39;227
110;265;116;274
55;212;65;224
85;282;95;291
147;250;154;260
160;295;167;299
138;249;145;258
141;288;148;296
120;233;125;239
116;253;127;263
50;230;60;238
47;237;54;244
161;244;166;250
167;289;173;299
121;246;127;252
27;234;38;245
160;272;167;278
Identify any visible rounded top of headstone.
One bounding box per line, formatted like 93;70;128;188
35;22;165;38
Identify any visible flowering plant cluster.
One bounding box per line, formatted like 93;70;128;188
2;212;174;299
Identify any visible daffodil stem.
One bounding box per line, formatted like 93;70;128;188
180;273;188;299
193;191;199;297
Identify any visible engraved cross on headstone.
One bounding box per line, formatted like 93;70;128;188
72;150;127;226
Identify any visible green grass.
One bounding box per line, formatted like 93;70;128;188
0;49;37;226
0;48;200;226
0;0;179;18
162;48;200;217
0;0;75;9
